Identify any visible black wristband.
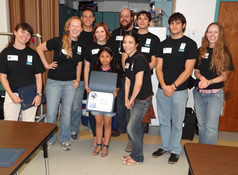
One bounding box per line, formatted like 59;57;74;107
173;82;177;89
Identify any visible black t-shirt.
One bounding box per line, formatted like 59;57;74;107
46;37;83;81
85;39;118;70
158;35;198;90
0;46;45;92
137;32;160;74
110;27;138;66
125;51;153;100
195;47;234;89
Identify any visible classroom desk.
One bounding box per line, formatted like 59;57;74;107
0;120;57;175
184;143;238;175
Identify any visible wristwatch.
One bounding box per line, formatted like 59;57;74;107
36;93;42;97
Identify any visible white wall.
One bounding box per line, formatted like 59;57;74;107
174;0;217;108
0;0;10;51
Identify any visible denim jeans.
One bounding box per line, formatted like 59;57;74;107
46;78;77;143
193;89;224;145
127;97;152;162
156;88;188;155
116;77;127;133
71;81;85;134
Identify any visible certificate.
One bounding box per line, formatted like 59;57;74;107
87;91;114;112
86;71;117;113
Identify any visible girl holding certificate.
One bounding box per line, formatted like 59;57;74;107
0;22;44;122
84;22;117;148
37;16;83;151
122;31;153;165
91;47;121;157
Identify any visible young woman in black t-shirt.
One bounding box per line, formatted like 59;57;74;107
84;22;117;148
37;16;83;151
193;22;234;145
0;22;44;122
91;47;121;157
122;31;153;165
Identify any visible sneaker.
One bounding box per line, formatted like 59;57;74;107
125;141;132;153
62;142;72;151
71;132;78;140
168;153;179;164
152;148;168;158
47;142;54;150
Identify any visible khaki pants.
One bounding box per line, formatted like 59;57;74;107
4;92;37;122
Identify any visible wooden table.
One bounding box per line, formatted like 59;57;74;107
184;143;238;175
0;120;57;175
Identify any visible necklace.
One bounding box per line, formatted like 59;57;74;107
72;40;78;49
101;66;111;72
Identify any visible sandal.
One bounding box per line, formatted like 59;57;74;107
121;155;131;161
100;145;109;157
123;157;142;166
92;144;102;156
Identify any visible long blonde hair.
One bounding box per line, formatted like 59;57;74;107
62;16;82;58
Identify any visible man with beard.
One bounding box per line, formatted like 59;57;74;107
110;8;137;144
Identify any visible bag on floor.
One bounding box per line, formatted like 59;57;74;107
182;108;197;141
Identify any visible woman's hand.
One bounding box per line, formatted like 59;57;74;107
125;98;134;109
113;91;118;98
198;76;210;89
32;96;41;106
85;87;91;93
72;80;79;88
46;61;58;70
10;95;23;104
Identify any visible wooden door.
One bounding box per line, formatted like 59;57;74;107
217;1;238;131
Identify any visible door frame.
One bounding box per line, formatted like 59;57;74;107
214;0;238;21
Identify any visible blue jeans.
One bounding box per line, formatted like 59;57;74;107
116;77;127;133
193;89;224;145
127;97;152;162
71;81;85;134
46;79;77;143
156;88;188;155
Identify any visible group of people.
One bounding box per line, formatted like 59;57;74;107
0;7;234;166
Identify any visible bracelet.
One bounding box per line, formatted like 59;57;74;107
173;82;177;89
210;80;214;85
36;93;42;97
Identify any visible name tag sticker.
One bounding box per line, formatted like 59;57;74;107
163;48;172;54
125;63;130;69
141;47;150;53
116;36;123;41
91;48;100;55
7;55;18;61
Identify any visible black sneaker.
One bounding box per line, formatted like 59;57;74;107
152;148;168;158
168;153;179;164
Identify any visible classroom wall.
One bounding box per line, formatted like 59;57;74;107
175;0;217;108
0;0;10;51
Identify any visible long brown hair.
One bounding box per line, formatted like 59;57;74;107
62;16;82;58
7;22;34;48
93;22;110;43
199;22;231;76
